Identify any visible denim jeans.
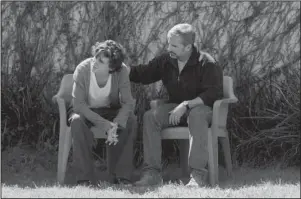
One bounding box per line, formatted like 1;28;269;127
142;103;212;174
69;107;137;183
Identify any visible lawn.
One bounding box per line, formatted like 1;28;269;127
1;145;300;198
2;180;300;198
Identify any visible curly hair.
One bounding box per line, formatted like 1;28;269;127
91;40;126;73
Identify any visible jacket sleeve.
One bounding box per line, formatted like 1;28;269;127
72;64;112;133
113;66;135;128
198;61;223;107
129;55;164;84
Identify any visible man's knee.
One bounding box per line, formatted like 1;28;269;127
188;105;212;125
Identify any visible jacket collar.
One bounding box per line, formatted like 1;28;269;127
186;46;200;66
169;46;200;68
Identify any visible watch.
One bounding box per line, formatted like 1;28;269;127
182;101;190;110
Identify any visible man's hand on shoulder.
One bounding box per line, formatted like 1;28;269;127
198;51;216;65
122;62;131;73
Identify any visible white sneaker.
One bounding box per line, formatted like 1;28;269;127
185;177;198;187
186;169;209;187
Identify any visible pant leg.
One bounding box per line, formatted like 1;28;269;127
70;107;134;182
91;108;136;179
142;103;178;172
187;105;212;172
179;139;190;178
70;114;96;183
105;124;130;176
114;112;137;180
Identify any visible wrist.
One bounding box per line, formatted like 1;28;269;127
182;101;190;110
110;122;118;127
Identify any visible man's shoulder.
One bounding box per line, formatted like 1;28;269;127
160;52;172;62
150;51;170;64
151;52;175;69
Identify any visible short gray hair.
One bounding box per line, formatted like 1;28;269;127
167;23;196;46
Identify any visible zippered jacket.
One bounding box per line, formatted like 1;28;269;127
129;46;223;108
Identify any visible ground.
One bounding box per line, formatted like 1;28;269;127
1;144;300;192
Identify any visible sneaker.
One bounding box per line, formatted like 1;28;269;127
133;170;163;187
186;169;209;187
185;177;199;187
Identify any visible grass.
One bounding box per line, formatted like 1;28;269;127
2;181;300;198
1;145;300;198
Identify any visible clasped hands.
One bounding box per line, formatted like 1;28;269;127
105;122;119;145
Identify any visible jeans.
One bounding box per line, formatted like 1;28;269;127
69;107;137;183
142;103;212;174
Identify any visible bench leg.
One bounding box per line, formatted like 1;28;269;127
220;135;232;177
179;139;190;178
57;127;72;185
208;129;218;186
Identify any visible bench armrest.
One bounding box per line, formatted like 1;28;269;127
53;96;68;134
212;96;238;130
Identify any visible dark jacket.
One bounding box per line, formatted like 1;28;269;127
129;47;223;108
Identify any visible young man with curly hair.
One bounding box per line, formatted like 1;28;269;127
68;40;136;186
